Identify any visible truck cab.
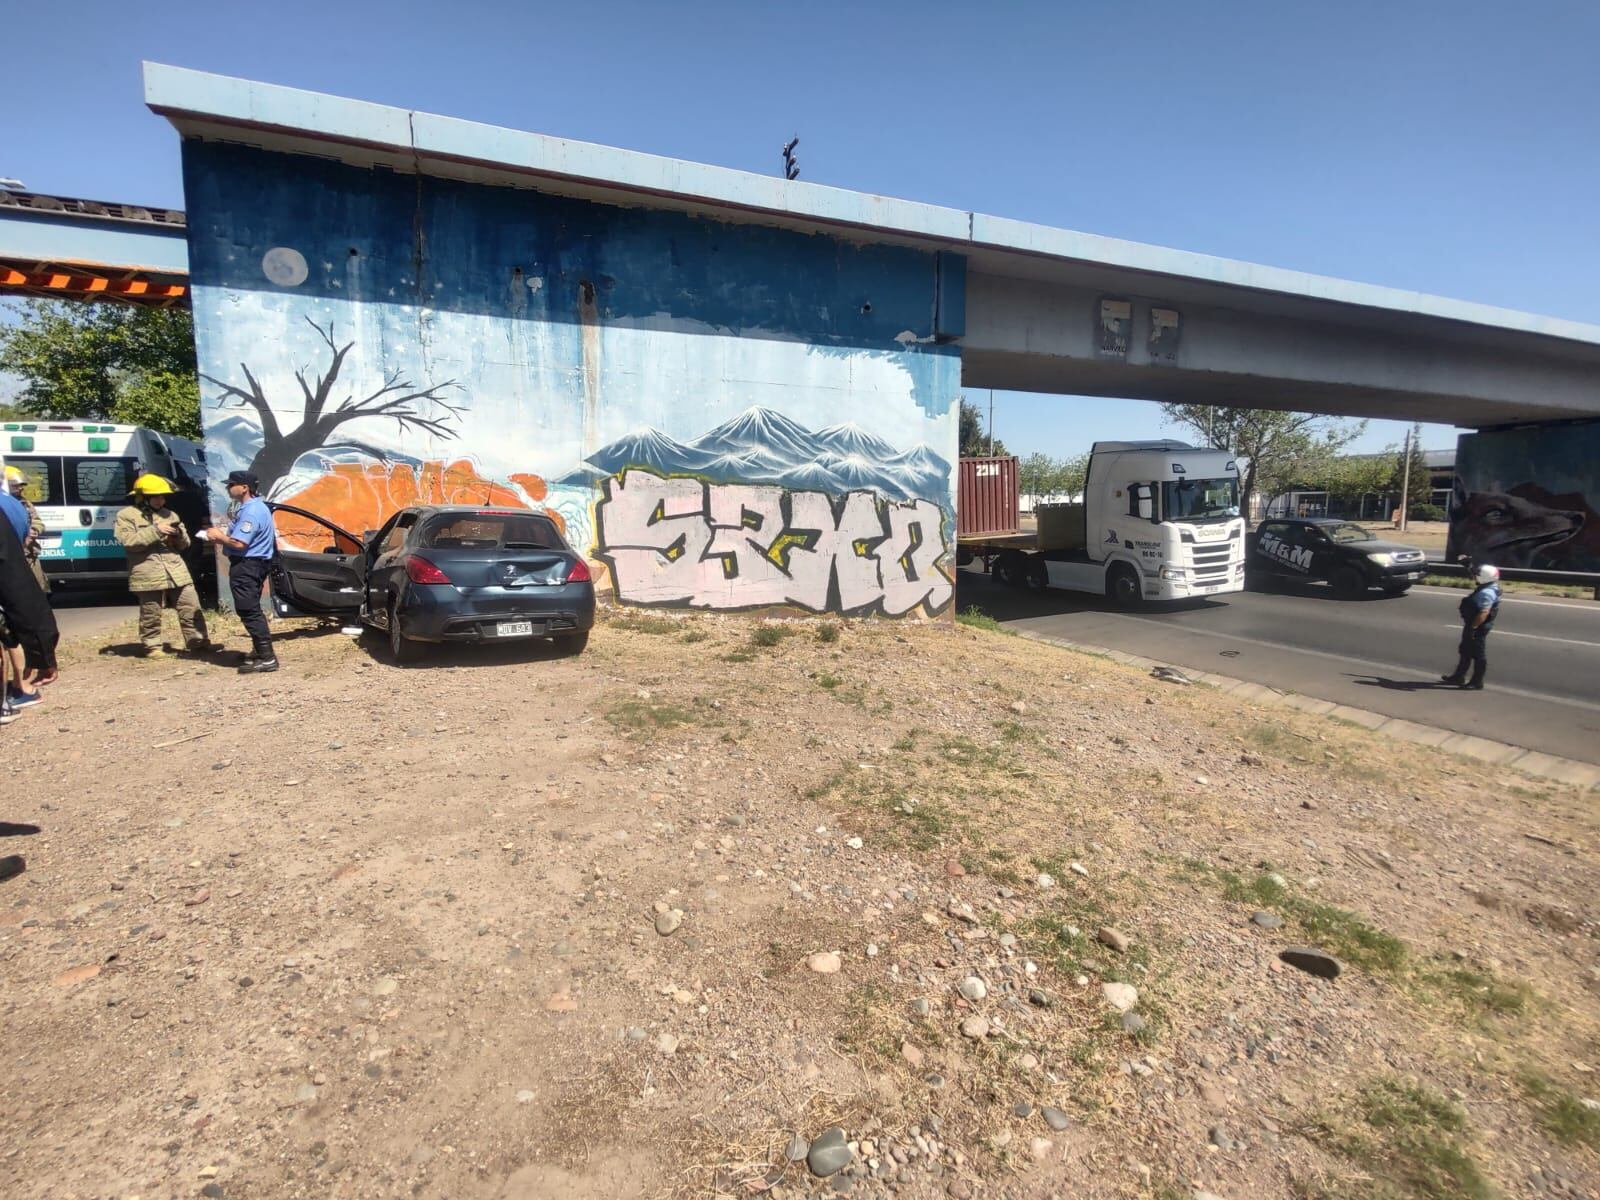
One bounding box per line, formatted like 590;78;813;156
1068;440;1247;602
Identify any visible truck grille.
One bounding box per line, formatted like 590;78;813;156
1189;544;1234;582
1391;550;1426;564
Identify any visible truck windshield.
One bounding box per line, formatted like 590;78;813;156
1161;477;1239;522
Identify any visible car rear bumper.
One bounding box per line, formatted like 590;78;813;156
396;583;596;643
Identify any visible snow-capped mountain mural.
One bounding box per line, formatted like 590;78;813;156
560;408;953;506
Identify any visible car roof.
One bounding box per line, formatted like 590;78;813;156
413;505;556;518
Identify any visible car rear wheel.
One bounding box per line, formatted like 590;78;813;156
388;601;422;666
1381;582;1412;596
1332;566;1368;598
561;630;591;656
1107;563;1142;607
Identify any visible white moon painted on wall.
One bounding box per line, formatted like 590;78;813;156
262;247;309;287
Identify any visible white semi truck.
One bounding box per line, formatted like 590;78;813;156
958;441;1247;604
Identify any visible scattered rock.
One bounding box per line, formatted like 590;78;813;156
911;998;931;1017
1301;798;1318;810
900;1041;925;1069
1097;926;1130;953
1193;1191;1227;1200
52;963;101;988
1279;947;1342;979
924;1072;946;1089
1101;982;1139;1012
786;1133;810;1161
845;836;864;850
371;977;398;997
515;1089;535;1104
185;887;211;906
807;951;842;974
1249;911;1284;930
1012;1101;1033;1117
655;909;683;936
1035;873;1056;889
1029;1137;1054;1162
944;859;965;877
807;1127;853;1178
960;1016;990;1040
1151;665;1191;685
1068;862;1088;877
1209;1126;1234;1152
1041;1107;1069;1132
656;1033;679;1056
1009;700;1027;714
1240;753;1264;766
543;990;578;1012
1028;988;1051;1007
957;976;988;1002
1122;1011;1147;1035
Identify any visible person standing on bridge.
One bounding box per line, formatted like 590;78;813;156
1442;564;1501;691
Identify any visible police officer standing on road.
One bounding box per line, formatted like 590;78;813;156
205;470;280;674
1442;563;1501;690
114;474;212;657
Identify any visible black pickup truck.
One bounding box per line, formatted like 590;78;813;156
1246;517;1429;597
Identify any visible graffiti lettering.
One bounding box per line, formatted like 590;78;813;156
596;471;953;617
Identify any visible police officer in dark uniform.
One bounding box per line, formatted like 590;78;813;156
1442;563;1501;690
205;470;280;674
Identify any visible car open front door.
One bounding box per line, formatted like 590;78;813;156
265;502;365;620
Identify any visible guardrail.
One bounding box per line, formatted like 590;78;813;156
1426;557;1600;599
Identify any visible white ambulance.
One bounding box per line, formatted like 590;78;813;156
1;421;209;589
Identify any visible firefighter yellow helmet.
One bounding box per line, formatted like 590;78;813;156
3;465;24;484
131;473;176;496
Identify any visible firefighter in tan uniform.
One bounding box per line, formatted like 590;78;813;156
114;474;212;656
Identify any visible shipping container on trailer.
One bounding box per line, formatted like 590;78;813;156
957;455;1020;537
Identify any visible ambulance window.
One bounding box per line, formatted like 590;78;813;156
5;458;63;506
67;457;137;505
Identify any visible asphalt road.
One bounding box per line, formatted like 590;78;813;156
46;588;136;641
957;569;1600;767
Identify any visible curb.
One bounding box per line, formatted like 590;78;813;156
1015;629;1600;791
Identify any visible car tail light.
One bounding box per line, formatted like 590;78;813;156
565;557;592;584
405;555;451;584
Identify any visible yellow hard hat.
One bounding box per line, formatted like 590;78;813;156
3;465;24;484
131;473;176;496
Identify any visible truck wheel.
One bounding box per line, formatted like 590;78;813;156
1026;555;1048;590
1332;566;1367;598
995;550;1030;589
1381;582;1411;596
956;547;975;567
1107;564;1142;607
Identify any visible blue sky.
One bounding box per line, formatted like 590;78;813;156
3;0;1596;459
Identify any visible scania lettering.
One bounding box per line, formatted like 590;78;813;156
0;423;207;588
958;441;1247;605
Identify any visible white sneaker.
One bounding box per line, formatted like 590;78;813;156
0;703;19;726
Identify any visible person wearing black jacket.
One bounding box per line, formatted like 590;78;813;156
0;516;55;884
0;515;58;694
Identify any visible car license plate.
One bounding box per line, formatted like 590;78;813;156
494;620;535;638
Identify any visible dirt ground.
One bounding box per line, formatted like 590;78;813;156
2;605;1597;1200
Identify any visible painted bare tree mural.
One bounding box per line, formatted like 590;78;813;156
200;317;463;490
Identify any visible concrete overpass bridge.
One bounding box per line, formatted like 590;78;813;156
112;63;1600;614
0;189;189;306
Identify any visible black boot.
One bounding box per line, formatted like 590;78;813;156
1464;675;1485;691
1441;673;1465;685
238;646;279;674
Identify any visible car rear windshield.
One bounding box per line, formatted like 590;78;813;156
420;512;563;551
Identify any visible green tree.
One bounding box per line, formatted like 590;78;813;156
1159;404;1366;516
1051;451;1090;500
0;300;202;439
959;398;1007;458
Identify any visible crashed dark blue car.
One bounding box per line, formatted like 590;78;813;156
268;503;595;664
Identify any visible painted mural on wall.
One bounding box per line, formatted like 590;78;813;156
182;141;962;616
1449;424;1594;572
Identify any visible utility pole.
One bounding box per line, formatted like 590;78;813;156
1398;425;1413;533
780;137;799;181
987;389;995;457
